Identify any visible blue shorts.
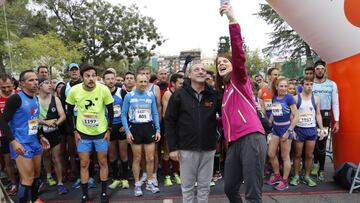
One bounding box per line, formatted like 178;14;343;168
9;141;42;160
77;139;109;153
272;124;294;140
294;127;318;142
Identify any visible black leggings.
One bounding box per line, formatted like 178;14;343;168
313;136;327;171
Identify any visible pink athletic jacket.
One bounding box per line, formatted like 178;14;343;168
222;23;265;142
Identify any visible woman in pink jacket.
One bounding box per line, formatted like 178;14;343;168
216;3;267;203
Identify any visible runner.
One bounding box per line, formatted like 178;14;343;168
161;73;184;186
37;66;49;78
266;77;299;190
290;76;326;187
215;4;267;202
103;70;130;190
311;59;340;181
121;74;161;197
0;73;17;196
0;70;50;203
66;64;114;203
37;77;67;194
259;67;280;119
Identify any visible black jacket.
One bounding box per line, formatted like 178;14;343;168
165;80;221;152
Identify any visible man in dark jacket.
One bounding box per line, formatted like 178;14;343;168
165;63;221;203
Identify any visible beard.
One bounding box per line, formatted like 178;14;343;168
315;74;324;80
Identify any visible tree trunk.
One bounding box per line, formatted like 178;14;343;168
304;42;314;67
0;52;6;73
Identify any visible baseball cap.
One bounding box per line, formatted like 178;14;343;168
67;63;80;71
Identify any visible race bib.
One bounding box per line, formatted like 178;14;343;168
43;125;58;133
28;119;39;135
82;114;99;127
264;99;272;111
114;105;121;118
299;112;315;127
272;103;283;116
135;109;151;123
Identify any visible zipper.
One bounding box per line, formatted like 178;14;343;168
231;81;256;113
237;109;247;123
223;110;231;142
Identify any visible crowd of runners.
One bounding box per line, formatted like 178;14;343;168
0;3;339;203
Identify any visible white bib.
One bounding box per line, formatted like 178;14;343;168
114;105;121;118
82;114;99;127
272;103;283;116
299;112;315;127
264;99;272;111
135;109;151;123
28;119;39;135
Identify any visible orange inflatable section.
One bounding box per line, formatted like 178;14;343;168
344;0;360;28
328;53;360;169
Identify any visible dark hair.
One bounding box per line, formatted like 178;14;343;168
254;74;264;79
0;73;12;82
37;65;48;73
12;77;19;89
125;71;135;78
314;59;326;68
170;73;184;84
137;66;151;74
80;64;97;77
267;67;279;76
214;52;232;94
301;76;314;85
252;80;260;93
304;66;315;72
103;70;115;78
19;70;35;82
149;74;158;83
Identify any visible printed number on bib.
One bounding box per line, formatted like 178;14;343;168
264;100;272;111
135;109;151;123
28;119;39;135
272;103;283;116
299;112;315;126
114;105;121;118
82;114;99;127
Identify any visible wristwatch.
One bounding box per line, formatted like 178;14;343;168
287;129;294;134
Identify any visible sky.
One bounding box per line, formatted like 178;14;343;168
107;0;273;58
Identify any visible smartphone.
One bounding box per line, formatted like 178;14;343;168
220;0;229;6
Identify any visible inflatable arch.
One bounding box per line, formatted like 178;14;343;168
266;0;360;169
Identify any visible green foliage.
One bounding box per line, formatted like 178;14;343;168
37;0;164;66
256;3;316;66
11;32;83;77
245;48;270;77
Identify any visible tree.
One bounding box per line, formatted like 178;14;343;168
256;3;316;66
245;48;270;77
37;0;164;67
11;32;83;77
0;0;53;73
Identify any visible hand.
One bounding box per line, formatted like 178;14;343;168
319;128;327;140
127;132;134;144
281;132;289;142
332;122;339;133
219;2;236;22
103;130;110;142
11;140;26;155
154;132;161;142
169;150;180;162
40;137;50;150
74;131;82;143
119;127;125;133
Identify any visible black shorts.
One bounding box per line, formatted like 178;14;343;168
44;131;61;148
110;123;126;141
0;136;10;154
129;122;156;145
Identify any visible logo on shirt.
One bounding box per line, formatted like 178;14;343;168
85;100;95;110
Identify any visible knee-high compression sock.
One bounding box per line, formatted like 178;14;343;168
214;153;221;172
101;180;107;194
172;161;180;174
121;160;129;180
318;137;327;171
110;160;119;180
162;160;170;176
18;184;31;203
31;177;42;202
